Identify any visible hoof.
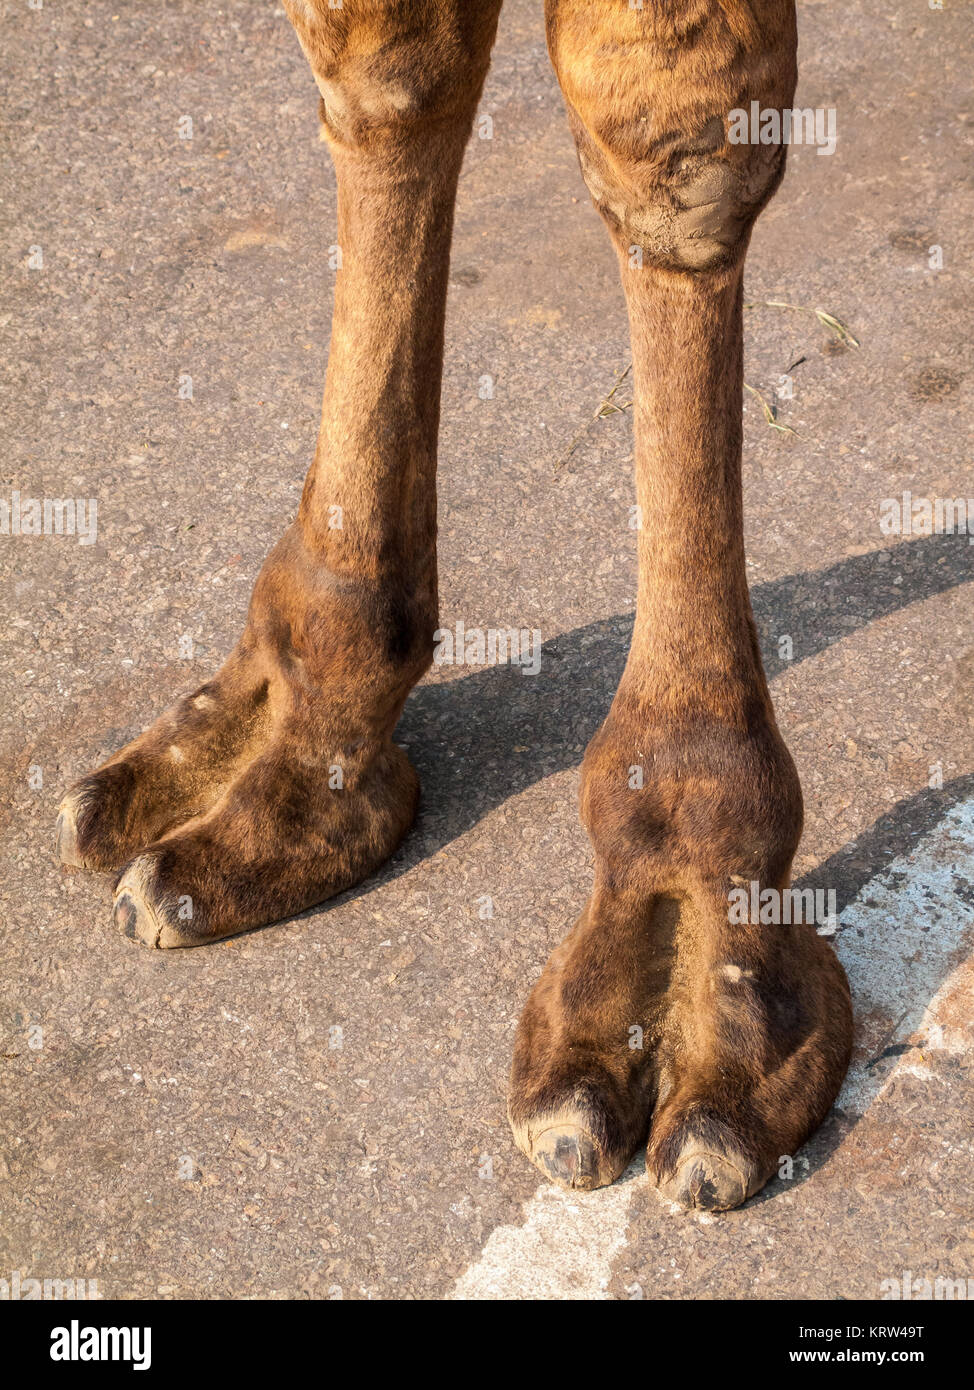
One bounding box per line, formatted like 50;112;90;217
55;795;97;869
657;1149;752;1212
530;1124;602;1191
112;859;193;950
54;771;142;873
55;806;81;867
513;1105;631;1192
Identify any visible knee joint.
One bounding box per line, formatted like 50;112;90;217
284;0;495;149
549;2;796;274
575;128;785;274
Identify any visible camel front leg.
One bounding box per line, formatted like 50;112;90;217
509;0;853;1208
57;0;502;946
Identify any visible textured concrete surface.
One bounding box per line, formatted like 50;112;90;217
1;0;972;1300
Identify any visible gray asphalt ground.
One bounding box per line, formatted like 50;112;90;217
1;0;972;1299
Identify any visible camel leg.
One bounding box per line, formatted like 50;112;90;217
56;0;502;946
509;0;853;1208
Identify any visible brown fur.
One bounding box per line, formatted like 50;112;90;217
57;0;852;1211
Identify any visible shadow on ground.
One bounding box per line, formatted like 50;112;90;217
385;531;974;882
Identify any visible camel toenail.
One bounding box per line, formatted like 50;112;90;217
113;892;140;941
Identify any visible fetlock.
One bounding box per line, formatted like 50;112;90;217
578;703;804;897
243;522;437;745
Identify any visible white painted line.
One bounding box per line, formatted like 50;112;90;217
452;796;974;1299
836;796;974;1114
452;1159;639;1300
